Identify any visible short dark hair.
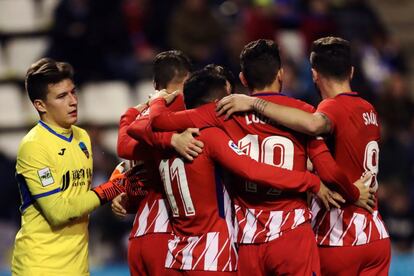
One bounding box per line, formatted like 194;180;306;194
183;68;228;109
310;37;352;80
153;50;192;90
25;58;74;102
205;64;235;93
240;39;281;90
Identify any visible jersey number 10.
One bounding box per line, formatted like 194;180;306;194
238;134;294;195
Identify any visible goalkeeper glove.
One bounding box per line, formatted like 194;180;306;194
92;162;128;205
125;163;148;198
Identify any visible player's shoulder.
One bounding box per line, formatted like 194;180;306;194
19;124;46;147
72;125;87;135
17;125;48;158
72;125;90;140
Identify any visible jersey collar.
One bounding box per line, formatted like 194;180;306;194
251;91;288;97
39;120;73;142
336;92;359;97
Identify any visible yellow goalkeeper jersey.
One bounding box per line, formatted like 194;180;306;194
12;121;93;276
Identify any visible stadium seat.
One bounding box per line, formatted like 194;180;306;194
134;80;154;104
101;129;119;155
0;84;26;127
0;0;38;33
0;131;26;158
78;81;132;124
0;43;7;79
38;0;60;29
4;37;49;78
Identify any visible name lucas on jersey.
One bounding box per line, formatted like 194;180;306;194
363;111;378;126
245;113;272;125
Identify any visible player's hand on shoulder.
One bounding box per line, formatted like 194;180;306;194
216;94;255;119
316;182;346;210
171;128;204;161
134;103;149;113
354;172;376;213
148;89;180;105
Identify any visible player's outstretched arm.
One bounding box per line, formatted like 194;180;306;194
149;99;220;132
216;94;331;136
35;163;140;227
205;128;320;193
117;105;147;159
126;115;204;160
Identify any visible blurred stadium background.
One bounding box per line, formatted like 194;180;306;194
0;0;413;275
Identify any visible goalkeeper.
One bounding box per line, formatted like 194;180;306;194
11;58;136;275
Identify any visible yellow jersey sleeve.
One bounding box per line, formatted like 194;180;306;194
16;140;61;198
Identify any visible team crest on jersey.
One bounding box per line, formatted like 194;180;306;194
228;141;244;155
38;167;54;186
79;142;90;158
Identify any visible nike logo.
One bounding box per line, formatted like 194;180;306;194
58;148;66;156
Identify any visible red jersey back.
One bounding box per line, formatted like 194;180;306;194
312;92;389;246
117;95;186;239
150;92;327;244
221;93;321;244
160;128;238;272
159;125;321;271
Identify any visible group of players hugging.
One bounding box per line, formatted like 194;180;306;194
11;36;390;276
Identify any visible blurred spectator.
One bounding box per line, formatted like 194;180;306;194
121;0;156;64
168;0;224;68
47;0;139;84
46;0;98;83
331;0;383;43
143;0;180;50
300;0;337;50
242;3;278;42
376;73;414;136
380;185;414;253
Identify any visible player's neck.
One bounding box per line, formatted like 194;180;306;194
166;82;183;94
252;81;281;94
40;116;72;132
320;79;352;99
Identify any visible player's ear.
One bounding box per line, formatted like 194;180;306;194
239;72;248;88
311;68;318;82
276;68;284;81
33;99;47;113
350;66;354;80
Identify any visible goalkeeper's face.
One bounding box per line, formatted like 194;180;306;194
42;79;78;129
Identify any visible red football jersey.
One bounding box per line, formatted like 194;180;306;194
159;127;320;271
149;92;353;244
312;92;389;246
117;95;186;239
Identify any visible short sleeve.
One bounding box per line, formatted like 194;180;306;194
316;98;341;134
16;141;61;197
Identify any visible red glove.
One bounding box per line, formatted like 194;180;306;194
124;163;148;198
93;162;128;205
